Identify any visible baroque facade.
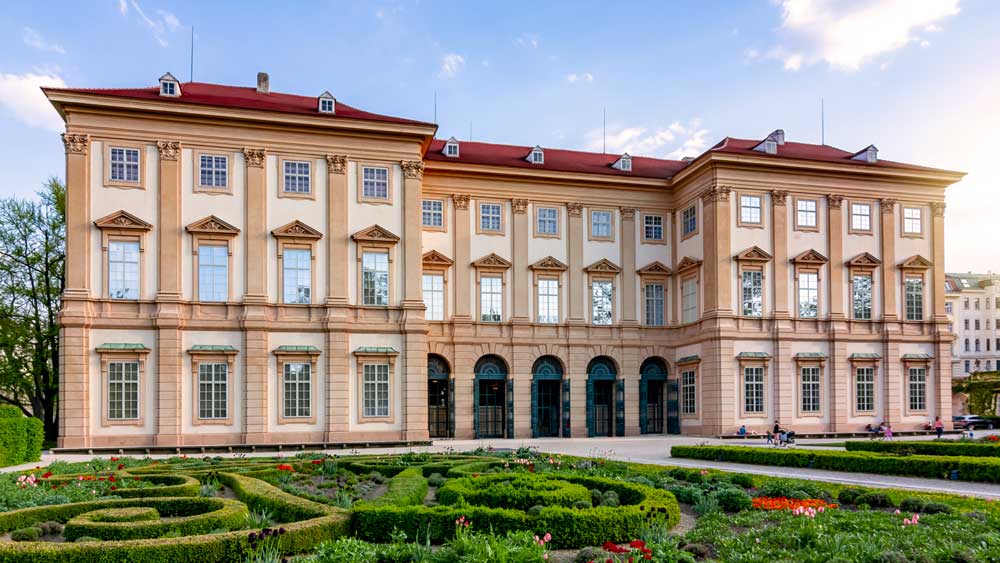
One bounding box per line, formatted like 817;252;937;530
46;74;963;448
944;272;1000;414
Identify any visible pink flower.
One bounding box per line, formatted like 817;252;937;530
544;533;552;543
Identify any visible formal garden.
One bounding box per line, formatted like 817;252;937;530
1;442;1000;563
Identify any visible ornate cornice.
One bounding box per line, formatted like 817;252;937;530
879;198;897;215
61;133;89;155
931;202;946;217
186;215;240;236
243;148;266;168
701;186;731;203
156;140;181;161
620;207;636;220
326;154;348;174
827;194;844;209
453;194;470;210
512;199;529;214
272;220;324;240
401;160;425;180
771;190;789;206
567;202;584;217
93;210;153;232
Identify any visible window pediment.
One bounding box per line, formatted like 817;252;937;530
272;220;323;240
791;249;829;265
351;224;399;244
735;246;773;263
472;253;512;269
422;250;454;267
899;254;932;270
584;258;621;274
186;215;240;236
530;256;568;271
637;261;672;276
847;252;882;267
675;256;703;274
94;210;152;232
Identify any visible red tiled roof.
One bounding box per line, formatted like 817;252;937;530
424;139;688;179
44;82;434;127
708;137;942;172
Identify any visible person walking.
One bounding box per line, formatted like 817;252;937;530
772;420;781;447
934;416;944;439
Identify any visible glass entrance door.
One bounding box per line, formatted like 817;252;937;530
477;379;506;438
646;379;664;434
428;379;449;438
536;380;561;437
593;380;614;437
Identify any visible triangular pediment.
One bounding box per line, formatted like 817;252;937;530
847;252;882;267
675;256;703;273
93;210;152;231
272;220;323;240
791;249;829;265
422;250;454;266
530;256;568;271
637;261;672;276
899;254;933;270
472;253;512;269
351;224;398;243
584;258;621;273
735;246;773;263
186;215;240;236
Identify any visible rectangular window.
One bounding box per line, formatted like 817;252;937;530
976;319;981;330
945;302;952;314
362;363;390;418
681;370;696;415
975;298;981;310
908;367;926;411
743;366;765;414
480;276;502;322
320;98;334;113
591;210;612;239
855;367;875;412
422;273;444;321
537;278;559;324
422;200;444;228
108;240;140;300
741;270;763;317
109;147;140;183
282;248;312;304
198;363;228;419
852;274;872;320
682;206;697;236
283;160;311;193
645;283;665;326
682;278;698;323
479;203;502;232
362;251;389;306
740;195;761;225
905;277;924;321
798;272;819;318
592;280;613;325
198;244;228;302
643;214;663;241
965;319;970;330
797;199;817;228
107;361;139;420
965;360;970;373
800;367;821;413
536;207;558;235
199;154;228;188
851;203;871;232
282;363;311;418
362;166;389;199
903;207;922;234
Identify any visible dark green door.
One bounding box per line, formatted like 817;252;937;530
477;379;506;438
536;380;561;437
428;379;450;438
592;380;614;437
646;379;664;434
667;379;681;434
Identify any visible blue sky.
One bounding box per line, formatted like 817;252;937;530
0;0;997;270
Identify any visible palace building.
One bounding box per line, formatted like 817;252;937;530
46;73;963;449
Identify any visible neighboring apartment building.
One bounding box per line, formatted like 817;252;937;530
944;272;1000;414
45;73;964;449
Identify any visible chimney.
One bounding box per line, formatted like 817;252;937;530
256;72;270;94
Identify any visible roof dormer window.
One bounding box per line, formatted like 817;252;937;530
318;91;335;114
613;153;632;172
444;137;460;158
752;129;784;155
852;144;878;164
158;72;180;97
528;146;544;164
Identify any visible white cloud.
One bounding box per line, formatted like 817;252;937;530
22;27;65;54
584;118;710;160
515;33;539;49
157;10;181;32
438;54;465;78
765;0;960;71
0;72;65;131
122;0;182;47
118;0;128;15
566;72;594;84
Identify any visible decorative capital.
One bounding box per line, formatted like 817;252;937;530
701;186;731;203
512;199;529;214
567;202;584;217
879;198;897;215
827;194;844;209
453;194;470;210
771;190;789;206
243;148;266;168
401;160;425;180
61;133;90;155
156;140;181;161
931;202;946;217
326;154;348;174
620;207;636;220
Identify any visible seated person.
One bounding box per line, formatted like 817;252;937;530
737;424;748;436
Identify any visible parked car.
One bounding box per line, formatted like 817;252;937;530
952;415;995;430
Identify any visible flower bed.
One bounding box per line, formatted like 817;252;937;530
751;497;837;511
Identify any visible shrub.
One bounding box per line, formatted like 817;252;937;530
693;493;720;516
64;498;249;541
590;488;603;506
427;472;446;488
437;474;590;511
88;507;159;523
527;505;544;516
846;440;1000;458
11;527;42;542
601;490;620;507
572;500;591;509
838;487;869;505
899;498;953;514
370;468;428;507
0;406;44;468
855;493;894;508
574;546;606;563
715;488;752;512
726;473;755;489
38;521;63;535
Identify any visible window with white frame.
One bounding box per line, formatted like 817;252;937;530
681;370;696;415
199;154;228;188
479;203;502;232
160;81;176;96
742;270;763;317
591;280;613;325
945;302;952;314
108;240;140;300
282;248;312;304
645;283;665;326
855;367;875;412
743;366;765;413
798;272;819;318
537;207;558;235
445;143;459;157
643;214;663;241
740;195;762;225
198;244;228;302
851;203;871;231
800;366;821;413
283;160;311;193
682;277;698;323
797;199;817;228
537;278;559;324
422;199;444;228
362;363;390;418
905;277;923;321
965;360;970;373
198;363;228;419
362;166;389;199
319;98;334;113
530;149;544;163
282;363;311;418
903;207;922;234
852;274;873;320
109;147;140;183
362;251;389;306
480;276;502;322
682;205;697;236
591;210;612;239
908;367;926;411
422;273;444;321
108;361;139;420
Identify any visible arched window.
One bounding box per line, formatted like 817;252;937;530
474;355;508;378
640;358;668;379
428;354;450;379
587;356;618;379
532;356;564;379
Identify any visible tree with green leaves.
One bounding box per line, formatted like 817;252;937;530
0;177;64;441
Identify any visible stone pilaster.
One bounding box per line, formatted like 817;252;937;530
511;199;530;324
156;140;182;301
453;343;475;438
567;203;585;324
400;160;428;440
880;199;898;321
243;327;269;441
931;202;951;421
827;195;845;319
62;133;91;299
701;187;732;316
325;330;349;440
771;190;790;318
401;161;426;308
242;148;269;442
512;345;533;438
568;345;588;437
828;334;849;431
243;148;267;304
621;346;640;435
620;207;638;325
326;155;349;306
670;210;679;326
402;331;429;440
702;337;736;434
453;195;472;322
883;339;902;424
154;322;182;446
773;337;793;425
58;325;90;448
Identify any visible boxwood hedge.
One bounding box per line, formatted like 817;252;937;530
370;467;428;507
436;473;591;510
0;405;44;468
63;498;248;541
845;440;1000;457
